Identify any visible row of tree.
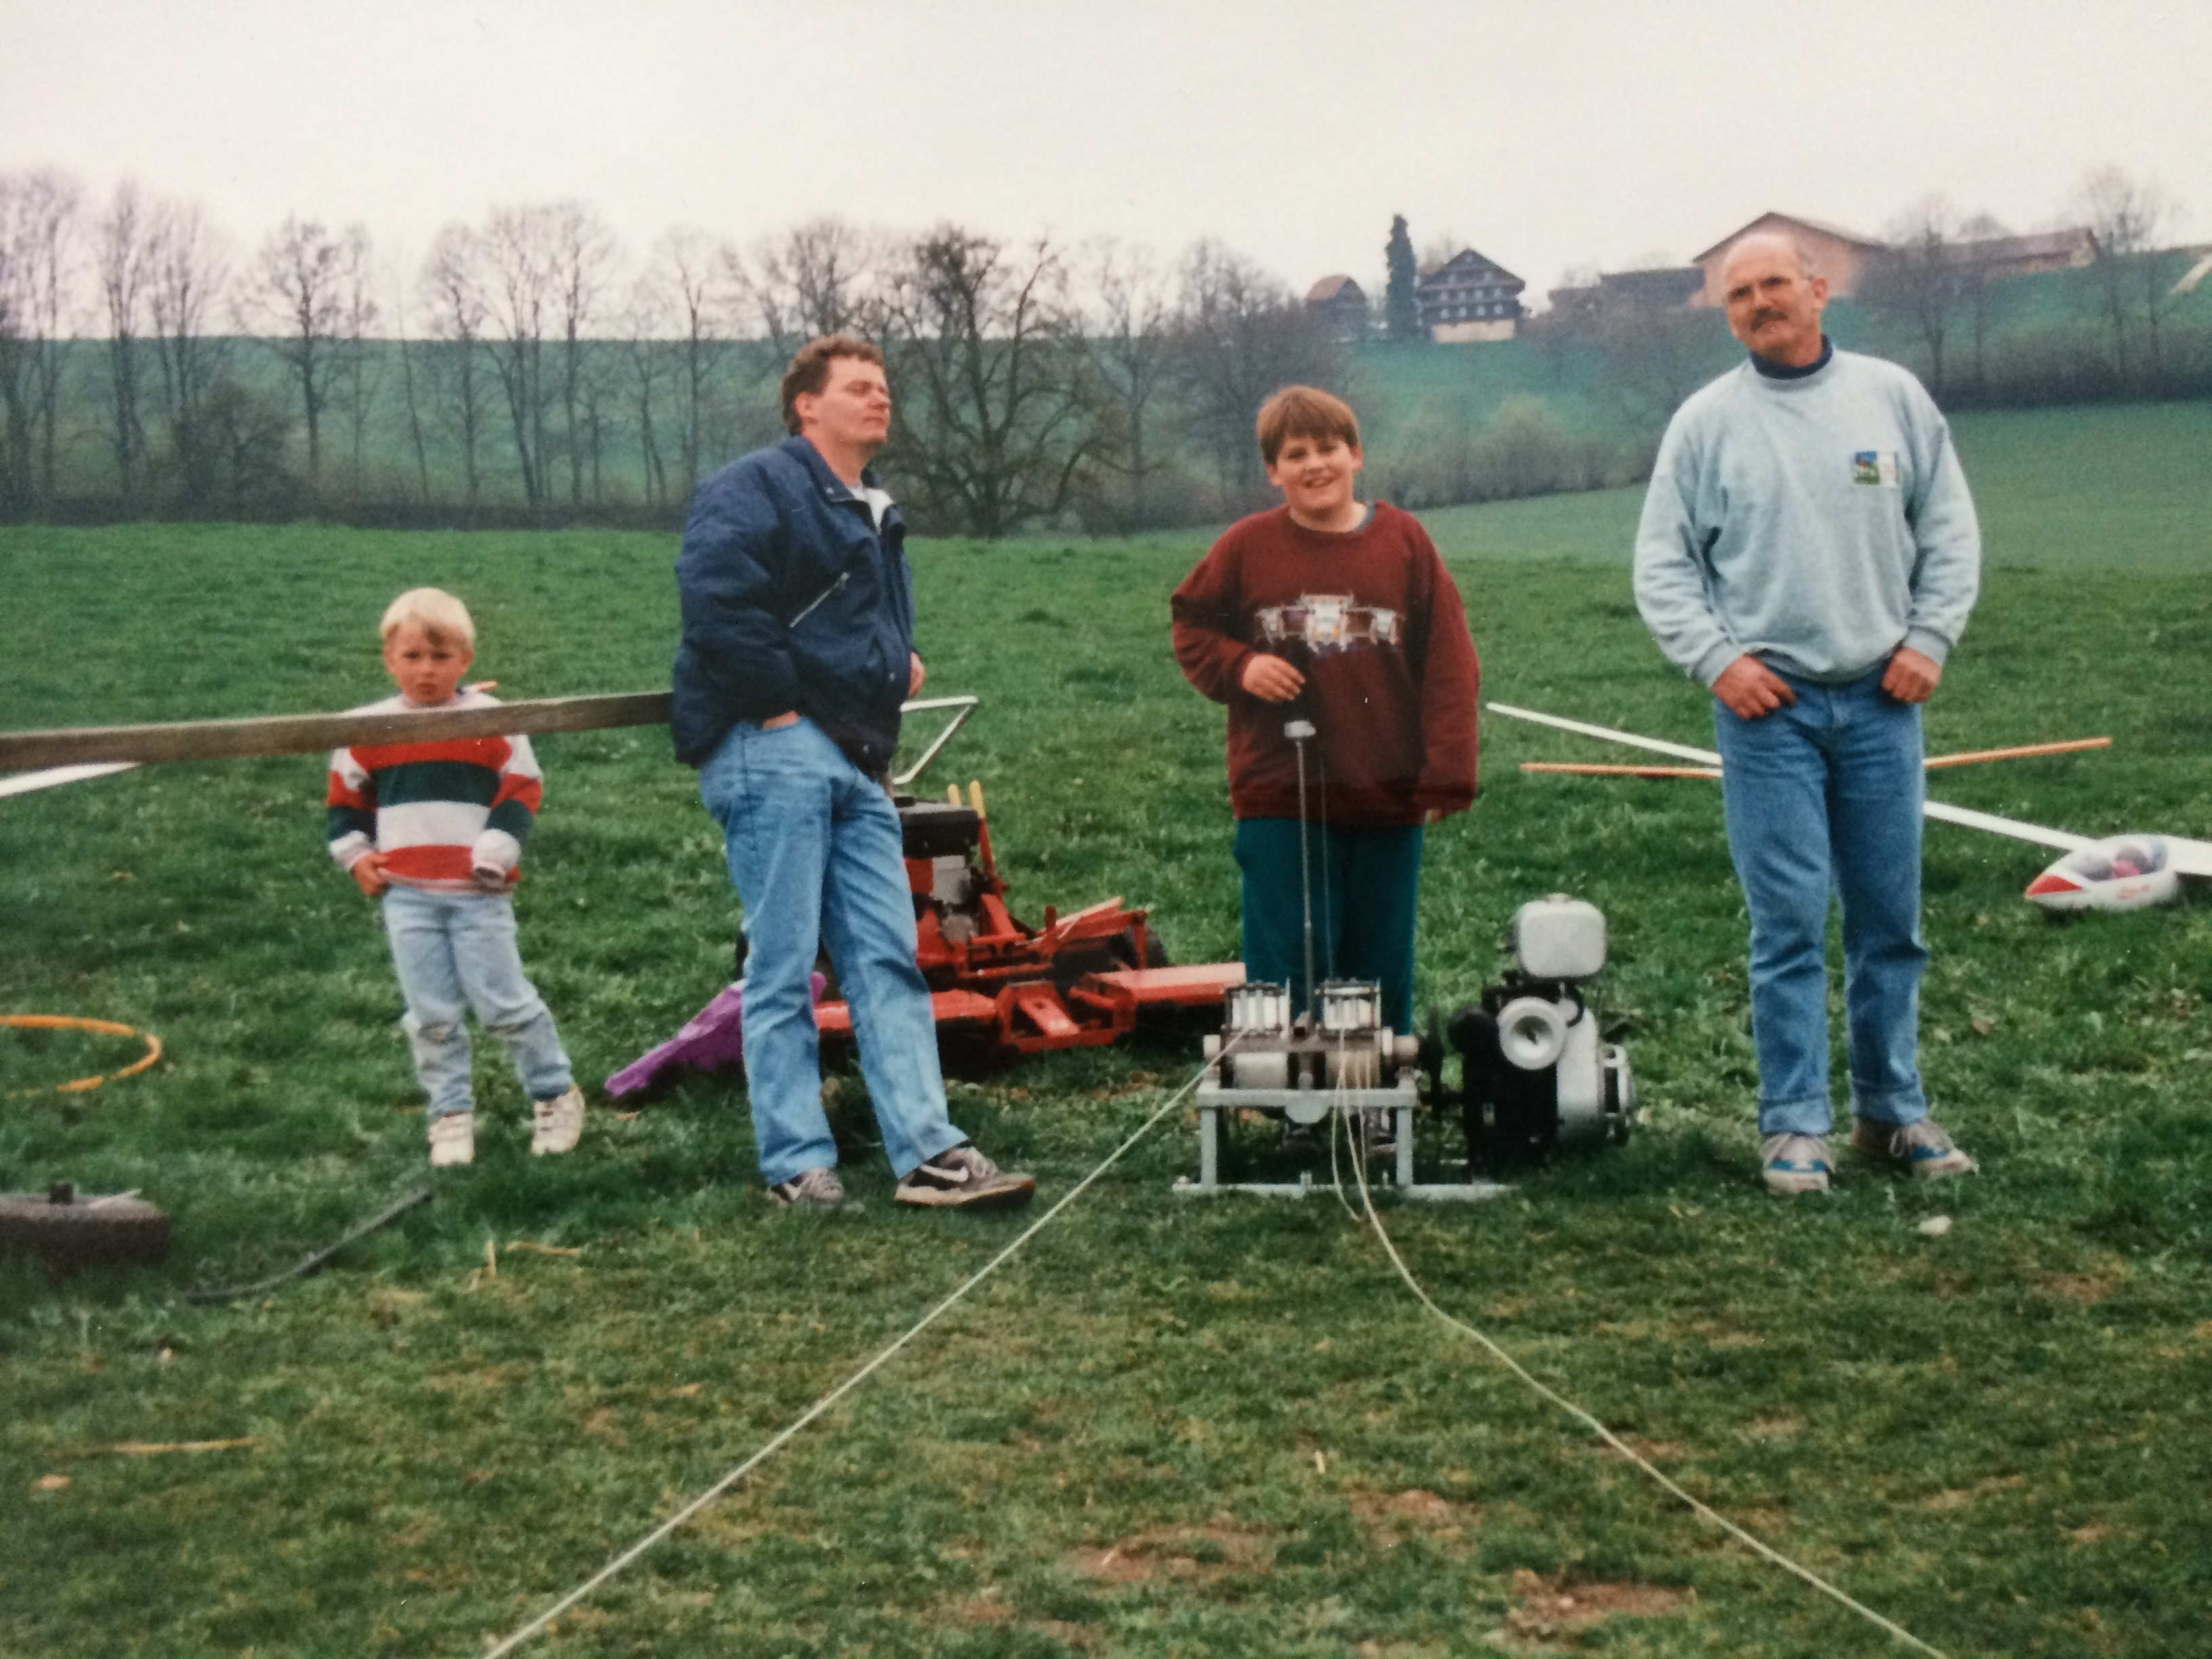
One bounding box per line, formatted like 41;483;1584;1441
0;173;1352;533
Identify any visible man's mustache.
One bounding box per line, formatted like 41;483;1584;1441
1752;308;1787;328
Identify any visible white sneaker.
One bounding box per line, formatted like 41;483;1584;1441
531;1086;585;1155
429;1111;476;1167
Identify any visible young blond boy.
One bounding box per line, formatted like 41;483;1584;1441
327;588;584;1167
1170;387;1480;1035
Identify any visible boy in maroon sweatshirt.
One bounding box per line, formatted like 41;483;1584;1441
1170;386;1479;1034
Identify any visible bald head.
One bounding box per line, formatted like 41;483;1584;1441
1721;232;1815;287
1719;233;1829;369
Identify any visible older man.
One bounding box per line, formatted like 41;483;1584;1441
1633;234;1982;1194
673;334;1033;1212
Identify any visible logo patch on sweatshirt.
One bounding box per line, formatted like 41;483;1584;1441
1851;449;1900;487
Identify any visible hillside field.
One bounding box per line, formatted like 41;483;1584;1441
2;403;2211;1656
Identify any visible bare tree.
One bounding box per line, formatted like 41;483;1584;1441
419;222;494;512
649;227;735;493
1171;239;1343;497
243;213;359;487
0;168;82;512
145;199;231;457
1082;239;1176;529
2074;165;2175;384
477;203;560;508
547;202;619;507
621;268;674;510
333;226;380;499
876;225;1107;538
1864;194;1967;396
97;182;155;503
737;217;878;351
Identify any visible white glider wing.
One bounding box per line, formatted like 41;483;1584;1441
0;762;140;800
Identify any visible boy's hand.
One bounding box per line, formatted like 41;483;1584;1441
471;864;516;894
1240;653;1306;703
350;852;390;897
908;652;927;697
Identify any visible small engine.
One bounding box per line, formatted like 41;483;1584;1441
1433;895;1634;1171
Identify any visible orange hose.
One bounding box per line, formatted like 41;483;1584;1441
2;1013;163;1098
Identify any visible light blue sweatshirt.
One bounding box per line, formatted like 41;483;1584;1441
1633;346;1981;687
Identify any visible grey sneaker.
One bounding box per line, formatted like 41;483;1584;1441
1761;1132;1832;1195
894;1143;1036;1211
428;1111;476;1168
768;1166;849;1209
1851;1116;1974;1179
531;1085;586;1155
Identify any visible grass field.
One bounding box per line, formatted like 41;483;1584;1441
4;404;2211;1656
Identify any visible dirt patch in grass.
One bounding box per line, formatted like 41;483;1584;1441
2041;1272;2118;1304
1923;1473;2026;1510
1067;1520;1274;1584
1346;1487;1479;1551
1501;1569;1692;1647
1744;1415;1803;1440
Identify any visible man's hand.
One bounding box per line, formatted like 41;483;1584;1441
1880;646;1942;704
1711;655;1797;720
908;652;926;697
1239;653;1306;703
350;851;389;897
761;711;800;730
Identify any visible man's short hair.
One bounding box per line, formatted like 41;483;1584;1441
1256;385;1361;466
381;586;475;650
780;333;886;435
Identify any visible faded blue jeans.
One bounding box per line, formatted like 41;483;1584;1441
699;716;964;1185
380;884;572;1121
1713;667;1930;1138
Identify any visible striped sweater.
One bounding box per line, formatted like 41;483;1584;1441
326;690;543;892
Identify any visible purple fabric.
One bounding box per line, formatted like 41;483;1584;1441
604;972;826;1097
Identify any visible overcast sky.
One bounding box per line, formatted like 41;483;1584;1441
5;0;2206;310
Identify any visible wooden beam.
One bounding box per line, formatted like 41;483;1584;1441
0;691;674;770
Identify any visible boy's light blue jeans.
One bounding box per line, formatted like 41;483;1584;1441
1713;666;1930;1139
380;885;571;1121
699;716;965;1186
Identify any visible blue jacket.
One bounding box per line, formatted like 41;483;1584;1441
672;436;916;770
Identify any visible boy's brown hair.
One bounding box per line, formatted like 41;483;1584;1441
779;333;886;435
1255;385;1361;466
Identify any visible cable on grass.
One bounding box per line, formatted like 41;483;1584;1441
1336;1126;1952;1659
480;1039;1249;1659
3;1014;163;1099
185;1185;433;1305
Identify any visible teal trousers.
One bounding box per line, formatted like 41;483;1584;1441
1233;818;1425;1035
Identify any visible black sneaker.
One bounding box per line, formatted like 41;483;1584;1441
768;1166;850;1209
894;1143;1036;1211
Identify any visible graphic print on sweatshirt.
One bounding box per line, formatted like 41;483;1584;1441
1253;593;1403;658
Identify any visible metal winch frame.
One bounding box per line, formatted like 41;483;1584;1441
1173;979;1507;1202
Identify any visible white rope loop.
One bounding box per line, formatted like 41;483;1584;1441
480;1044;1241;1658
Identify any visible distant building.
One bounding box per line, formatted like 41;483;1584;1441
1416;249;1525;342
1690;211;1887;305
1544;264;1704;324
1305;274;1370;341
1947;226;2093;279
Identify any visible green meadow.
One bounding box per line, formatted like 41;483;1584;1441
2;403;2210;1656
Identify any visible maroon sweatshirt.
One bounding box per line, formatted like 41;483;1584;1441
1171;503;1479;825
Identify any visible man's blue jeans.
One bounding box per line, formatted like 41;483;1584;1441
699;716;965;1185
1713;669;1930;1138
380;884;572;1121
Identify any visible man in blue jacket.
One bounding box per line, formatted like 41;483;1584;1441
1633;234;1981;1196
674;334;1033;1212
